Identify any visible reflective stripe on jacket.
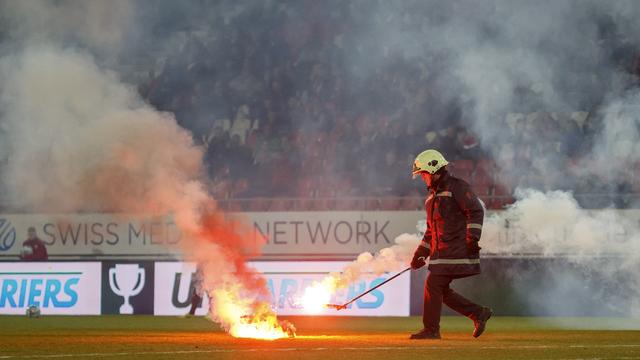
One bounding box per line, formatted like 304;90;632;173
420;171;484;276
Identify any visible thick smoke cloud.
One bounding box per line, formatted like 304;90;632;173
0;1;133;55
0;48;204;214
323;1;640;196
0;45;289;335
0;1;291;337
483;189;640;318
323;233;419;290
1;0;640;324
482;189;621;255
337;0;640;320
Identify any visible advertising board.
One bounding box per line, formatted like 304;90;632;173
154;261;410;316
101;261;155;315
0;262;101;315
0;212;424;260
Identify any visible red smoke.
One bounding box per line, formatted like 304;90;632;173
195;208;269;298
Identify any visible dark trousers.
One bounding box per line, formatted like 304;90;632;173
188;292;203;315
423;272;483;332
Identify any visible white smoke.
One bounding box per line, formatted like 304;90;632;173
0;1;133;54
0;1;292;337
582;94;640;181
447;2;640;321
482;189;629;255
345;1;640;321
0;46;283;332
300;232;419;313
3;0;640;325
328;233;420;289
0;47;205;216
482;188;640;317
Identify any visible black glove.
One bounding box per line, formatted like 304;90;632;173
411;246;429;269
466;240;481;256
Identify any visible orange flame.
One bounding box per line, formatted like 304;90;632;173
211;287;295;340
230;317;294;340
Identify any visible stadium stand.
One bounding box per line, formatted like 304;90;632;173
128;1;640;211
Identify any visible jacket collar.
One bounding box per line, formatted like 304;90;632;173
430;170;450;193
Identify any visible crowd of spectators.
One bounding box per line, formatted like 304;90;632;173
130;1;640;211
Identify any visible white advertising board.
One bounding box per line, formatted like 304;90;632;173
2;209;636;260
0;214;183;258
0;262;101;315
153;261;410;316
154;262;209;316
0;212;425;260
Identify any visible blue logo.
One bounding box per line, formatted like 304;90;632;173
0;219;16;252
0;277;79;308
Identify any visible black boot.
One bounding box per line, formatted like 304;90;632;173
409;328;441;340
472;307;492;338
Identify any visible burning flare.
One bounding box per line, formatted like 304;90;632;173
298;234;421;314
208;279;295;340
0;47;296;341
231;316;295;340
300;277;338;314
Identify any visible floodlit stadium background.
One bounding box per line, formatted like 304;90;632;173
0;0;639;334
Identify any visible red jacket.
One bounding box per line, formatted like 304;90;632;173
418;171;484;276
20;238;48;261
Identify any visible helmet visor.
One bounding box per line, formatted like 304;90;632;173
412;162;425;178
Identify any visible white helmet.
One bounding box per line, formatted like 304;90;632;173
412;149;449;178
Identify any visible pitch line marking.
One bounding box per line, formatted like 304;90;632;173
1;344;640;359
570;345;640;348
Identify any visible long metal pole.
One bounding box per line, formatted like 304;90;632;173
326;267;411;310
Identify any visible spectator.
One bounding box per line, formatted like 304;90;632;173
230;105;254;144
187;263;207;316
20;227;48;261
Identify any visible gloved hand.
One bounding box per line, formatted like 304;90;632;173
411;246;429;269
466;240;481;256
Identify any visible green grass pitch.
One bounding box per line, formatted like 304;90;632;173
1;315;639;359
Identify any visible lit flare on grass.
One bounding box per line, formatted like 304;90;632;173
213;288;295;340
230;317;294;340
301;277;338;314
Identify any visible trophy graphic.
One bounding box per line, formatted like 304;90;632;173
109;264;145;314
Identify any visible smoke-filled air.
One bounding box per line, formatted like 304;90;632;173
300;0;640;320
0;2;294;339
300;233;419;313
1;0;640;334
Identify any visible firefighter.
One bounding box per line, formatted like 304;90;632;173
409;149;492;339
